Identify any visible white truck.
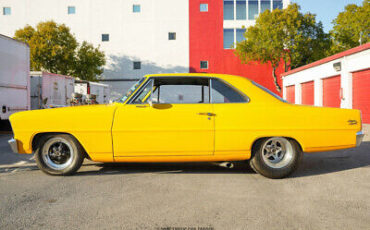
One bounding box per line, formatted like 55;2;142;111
74;80;110;104
0;34;30;121
30;71;75;109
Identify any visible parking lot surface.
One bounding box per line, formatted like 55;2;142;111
0;126;369;230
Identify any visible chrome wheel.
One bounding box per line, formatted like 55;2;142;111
42;138;75;170
261;137;294;169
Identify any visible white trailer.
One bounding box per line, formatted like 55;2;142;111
30;72;75;109
0;34;30;120
74;80;110;104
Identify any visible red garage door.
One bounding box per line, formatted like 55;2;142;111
323;75;341;108
301;81;314;105
286;85;295;103
353;69;370;124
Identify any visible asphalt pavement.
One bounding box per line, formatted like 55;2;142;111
0;126;369;230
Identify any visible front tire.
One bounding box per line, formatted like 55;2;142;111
35;134;84;175
249;137;302;179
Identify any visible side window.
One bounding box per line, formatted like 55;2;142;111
211;79;247;103
131;79;153;104
154;85;209;104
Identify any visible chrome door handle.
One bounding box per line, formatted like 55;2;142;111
198;112;216;116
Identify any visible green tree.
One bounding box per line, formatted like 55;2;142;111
73;41;106;81
235;4;330;92
330;0;370;53
14;21;105;81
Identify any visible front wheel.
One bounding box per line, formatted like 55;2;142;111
35;134;84;175
249;137;302;179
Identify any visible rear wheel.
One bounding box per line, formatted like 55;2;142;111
35;134;84;175
249;137;302;179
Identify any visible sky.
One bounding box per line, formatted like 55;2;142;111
292;0;364;32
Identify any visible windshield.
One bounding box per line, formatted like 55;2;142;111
119;78;146;103
252;81;287;103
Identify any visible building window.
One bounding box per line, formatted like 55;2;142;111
102;34;109;42
200;3;208;12
248;0;258;20
200;61;208;69
261;0;271;13
133;61;141;70
168;32;176;40
236;28;246;43
236;0;246;20
3;7;11;15
133;4;141;13
223;29;234;49
273;0;283;9
68;6;76;14
223;0;234;20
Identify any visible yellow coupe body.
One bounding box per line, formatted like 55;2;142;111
9;73;364;177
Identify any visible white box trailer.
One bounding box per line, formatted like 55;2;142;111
0;34;30;120
74;80;110;104
30;72;75;109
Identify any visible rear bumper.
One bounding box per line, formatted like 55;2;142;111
356;131;365;147
8;138;18;153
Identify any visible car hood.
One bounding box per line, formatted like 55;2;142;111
9;104;118;132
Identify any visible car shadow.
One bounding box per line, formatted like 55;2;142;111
75;161;254;176
75;142;370;178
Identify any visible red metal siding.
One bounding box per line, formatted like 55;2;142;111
353;69;370;123
286;85;295;103
323;75;341;108
189;0;284;95
301;81;314;105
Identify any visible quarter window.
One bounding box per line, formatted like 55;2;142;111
211;79;247;103
68;6;76;14
131;79;153;104
3;7;11;15
200;3;208;12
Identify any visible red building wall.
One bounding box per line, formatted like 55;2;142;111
189;0;285;95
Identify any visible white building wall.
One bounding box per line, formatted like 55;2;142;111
283;49;370;109
0;0;189;81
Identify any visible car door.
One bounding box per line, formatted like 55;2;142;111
210;78;251;155
112;77;215;156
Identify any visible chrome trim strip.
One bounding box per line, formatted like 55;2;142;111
8;138;18;153
356;131;365;147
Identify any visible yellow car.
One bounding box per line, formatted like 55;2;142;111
8;73;364;178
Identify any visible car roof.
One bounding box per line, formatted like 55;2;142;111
145;73;252;82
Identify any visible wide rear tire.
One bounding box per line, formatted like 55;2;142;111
35;134;84;175
249;137;302;179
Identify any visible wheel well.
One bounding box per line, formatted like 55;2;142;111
31;132;90;159
250;137;303;157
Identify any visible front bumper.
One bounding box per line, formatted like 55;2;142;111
356;131;365;147
8;138;18;153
